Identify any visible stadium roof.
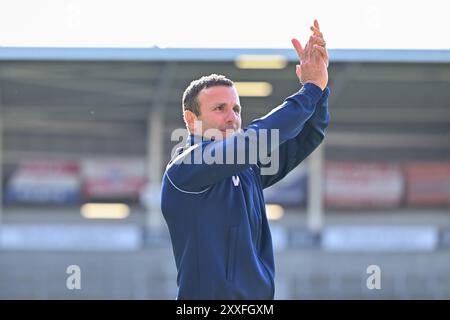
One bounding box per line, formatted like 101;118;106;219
1;48;449;167
0;47;450;63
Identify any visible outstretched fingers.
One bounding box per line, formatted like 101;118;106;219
311;20;325;46
314;19;320;30
291;38;304;61
314;44;329;67
310;26;323;40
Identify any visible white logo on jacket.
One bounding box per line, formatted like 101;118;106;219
232;175;240;187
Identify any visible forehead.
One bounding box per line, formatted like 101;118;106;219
197;85;240;106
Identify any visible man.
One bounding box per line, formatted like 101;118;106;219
161;20;330;299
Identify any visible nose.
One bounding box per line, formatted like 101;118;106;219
225;108;238;124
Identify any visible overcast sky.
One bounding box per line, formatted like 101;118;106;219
1;0;449;49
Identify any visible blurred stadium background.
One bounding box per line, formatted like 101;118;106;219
0;47;449;299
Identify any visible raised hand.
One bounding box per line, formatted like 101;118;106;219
309;19;329;67
291;20;328;90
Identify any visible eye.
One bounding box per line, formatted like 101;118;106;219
216;106;224;111
233;107;241;114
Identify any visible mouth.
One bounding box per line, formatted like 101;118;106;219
221;126;236;132
221;128;236;135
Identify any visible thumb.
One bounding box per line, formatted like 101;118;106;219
296;64;302;79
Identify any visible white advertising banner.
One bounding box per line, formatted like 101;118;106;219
322;226;438;252
5;160;81;204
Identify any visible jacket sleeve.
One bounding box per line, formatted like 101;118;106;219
165;83;324;192
258;87;330;189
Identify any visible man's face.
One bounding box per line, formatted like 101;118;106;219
191;85;242;140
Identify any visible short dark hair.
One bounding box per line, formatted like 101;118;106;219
182;74;234;116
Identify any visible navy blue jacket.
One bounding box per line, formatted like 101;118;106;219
161;83;330;299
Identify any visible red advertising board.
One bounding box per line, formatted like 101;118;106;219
405;162;450;206
325;161;404;208
82;158;146;199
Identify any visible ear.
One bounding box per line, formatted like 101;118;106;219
183;110;197;133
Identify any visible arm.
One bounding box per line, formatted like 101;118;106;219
166;83;324;192
257;19;330;188
166;20;329;192
259;87;330;189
